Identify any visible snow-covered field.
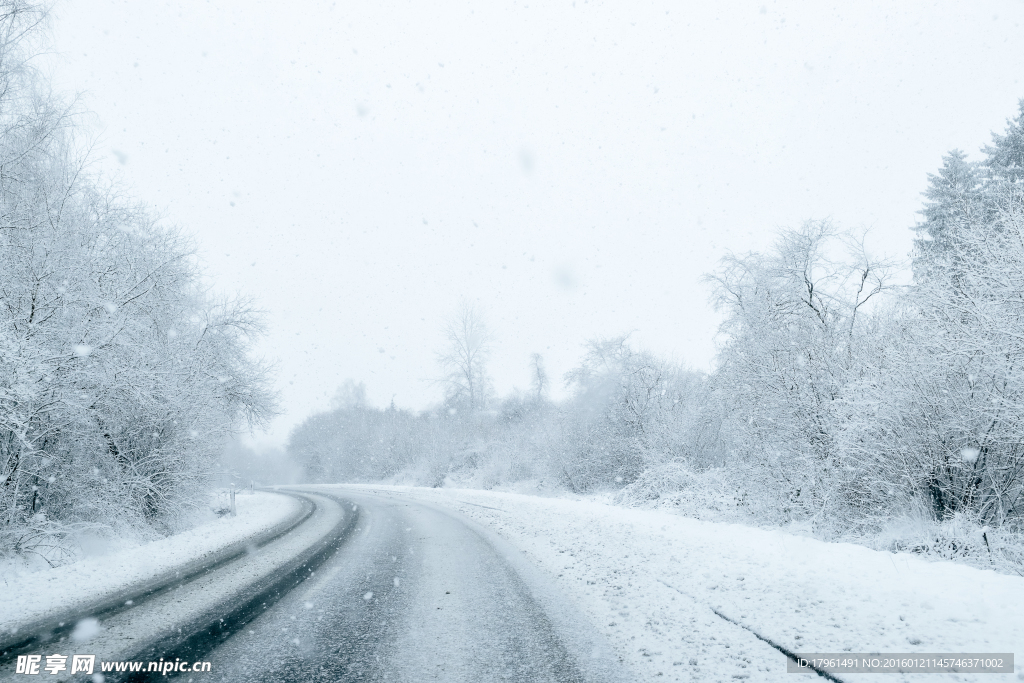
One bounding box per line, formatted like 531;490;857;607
0;491;301;636
340;484;1024;683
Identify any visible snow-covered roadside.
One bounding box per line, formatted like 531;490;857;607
340;484;1024;683
1;491;301;635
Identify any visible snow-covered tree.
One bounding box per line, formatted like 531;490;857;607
912;150;986;287
553;336;701;491
0;1;275;562
983;99;1024;183
704;222;896;523
833;103;1024;534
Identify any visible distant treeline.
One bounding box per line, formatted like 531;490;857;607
289;102;1024;570
290;345;703;492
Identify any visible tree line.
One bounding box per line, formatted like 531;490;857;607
0;2;274;565
289;102;1024;568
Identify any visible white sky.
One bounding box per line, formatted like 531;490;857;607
49;0;1024;446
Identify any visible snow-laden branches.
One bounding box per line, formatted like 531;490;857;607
0;1;275;562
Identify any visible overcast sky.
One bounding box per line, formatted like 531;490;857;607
49;0;1024;446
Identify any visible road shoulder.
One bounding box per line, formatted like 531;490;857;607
1;491;302;637
340;484;1024;683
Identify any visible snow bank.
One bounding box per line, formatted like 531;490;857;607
342;485;1024;683
1;491;301;634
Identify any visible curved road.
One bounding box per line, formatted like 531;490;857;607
3;488;623;682
177;488;623;682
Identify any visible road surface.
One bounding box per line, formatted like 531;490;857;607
188;487;623;682
2;488;624;682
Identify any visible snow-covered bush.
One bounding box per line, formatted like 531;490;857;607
553;336;704;492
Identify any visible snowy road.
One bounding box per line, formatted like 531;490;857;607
3;489;623;682
187;488;623;682
10;485;1021;682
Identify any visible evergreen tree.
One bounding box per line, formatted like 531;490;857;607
912;150;984;285
982;99;1024;184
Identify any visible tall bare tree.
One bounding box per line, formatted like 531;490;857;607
529;353;548;403
436;301;493;411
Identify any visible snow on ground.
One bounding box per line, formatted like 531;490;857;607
341;484;1024;683
0;491;301;635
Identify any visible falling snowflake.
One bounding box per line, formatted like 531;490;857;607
71;618;100;643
